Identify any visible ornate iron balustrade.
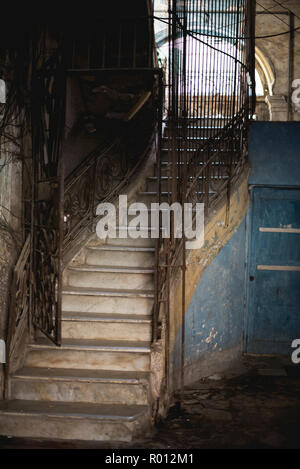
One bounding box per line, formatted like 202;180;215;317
3;68;160;396
63;112;154;253
152;0;255;403
63;131;150;253
3;5;160;396
4;236;30;393
63;68;161;256
185;108;249;211
31;51;66;346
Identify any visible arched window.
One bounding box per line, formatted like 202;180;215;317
254;47;275;120
255;70;264;97
154;2;274;121
255;46;275;97
158;34;244;121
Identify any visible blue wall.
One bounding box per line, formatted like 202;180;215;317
249;122;300;187
172;218;248;381
247;122;300;355
172;122;300;383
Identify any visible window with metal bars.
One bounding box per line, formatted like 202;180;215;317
154;0;254;123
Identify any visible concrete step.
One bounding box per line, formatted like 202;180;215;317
62;286;154;315
137;191;216;205
162;136;214;149
146;175;229;192
85;245;155;267
161;135;238;149
159;159;234;164
0;400;150;442
161;148;233;156
102;235;154;248
25;338;151;372
10;368;149;405
140;190;216;197
164;117;230;125
164;126;230;138
159;150;234;165
66;265;154;291
158;161;232;177
61;312;152;341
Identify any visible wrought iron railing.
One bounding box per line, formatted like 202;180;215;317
3;4;160;394
4;236;30;395
3;1;255;414
3;4;159;379
4;67;161;385
152;0;255;403
63;70;160;256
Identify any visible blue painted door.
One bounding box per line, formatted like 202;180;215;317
246;187;300;355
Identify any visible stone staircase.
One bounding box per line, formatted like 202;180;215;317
0;236;156;442
0;118;234;443
141;123;231;204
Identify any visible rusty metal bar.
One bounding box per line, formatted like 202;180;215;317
180;0;188;407
153;70;164;343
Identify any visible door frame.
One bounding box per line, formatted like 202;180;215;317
244;184;300;354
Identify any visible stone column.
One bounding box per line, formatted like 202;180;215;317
265;95;288;121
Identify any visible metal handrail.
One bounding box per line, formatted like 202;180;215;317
152;0;255;409
4;235;31;397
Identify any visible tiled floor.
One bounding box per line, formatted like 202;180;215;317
1;355;300;449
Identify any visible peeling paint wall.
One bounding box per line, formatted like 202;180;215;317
169;169;250;390
0;137;23;398
172;219;247;387
170;121;300;389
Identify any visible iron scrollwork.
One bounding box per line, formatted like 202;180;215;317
63;90;154;252
32;192;63;344
31;39;66;345
5;236;31;381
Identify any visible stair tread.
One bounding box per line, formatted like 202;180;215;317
161;148;232;152
68;265;154;274
160;161;233;165
162;136;216;139
63;286;154;297
29;337;151;352
13;367;149;383
139;191;217;196
0;400;148;421
87;245;155;252
62;312;151;322
147;175;229;180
